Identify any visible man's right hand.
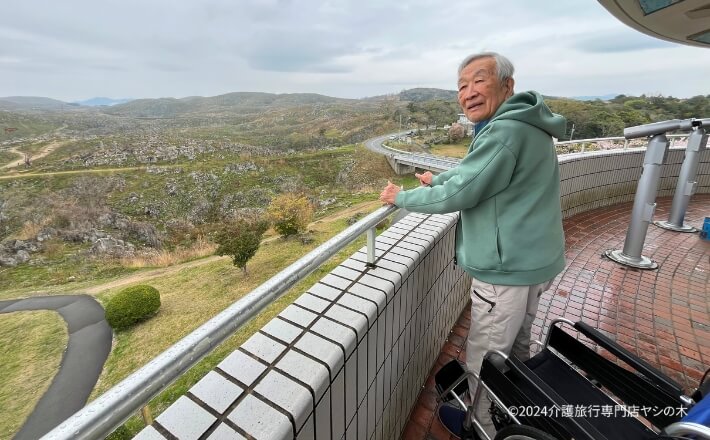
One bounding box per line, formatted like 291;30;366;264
415;171;433;186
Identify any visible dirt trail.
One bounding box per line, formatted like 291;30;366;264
0;166;145;180
83;256;225;294
1;140;69;169
82;199;382;295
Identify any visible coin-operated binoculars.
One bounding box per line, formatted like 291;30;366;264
604;119;695;269
654;118;709;232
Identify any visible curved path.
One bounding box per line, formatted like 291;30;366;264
1;140;69;169
0;295;112;440
364;133;396;155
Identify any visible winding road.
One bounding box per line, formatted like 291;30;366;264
0;295;112;440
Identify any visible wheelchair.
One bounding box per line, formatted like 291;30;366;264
435;318;710;440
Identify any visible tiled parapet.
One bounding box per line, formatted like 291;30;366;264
136;212;470;440
558;148;710;218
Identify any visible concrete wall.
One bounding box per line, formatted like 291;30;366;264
559;147;710;219
135;212;470;440
385;154;416;175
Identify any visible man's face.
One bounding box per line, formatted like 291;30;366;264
457;57;514;122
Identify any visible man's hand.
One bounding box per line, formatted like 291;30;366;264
379;181;401;205
415;171;433;186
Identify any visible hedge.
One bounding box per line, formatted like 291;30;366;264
105;284;161;330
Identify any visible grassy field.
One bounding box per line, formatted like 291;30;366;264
0;145;397;295
0;150;21;164
0;311;67;440
429;139;470;158
0;138;411;438
0;244;138;298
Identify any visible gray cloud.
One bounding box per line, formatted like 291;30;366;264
241;29;358;73
575;31;676;53
0;0;708;100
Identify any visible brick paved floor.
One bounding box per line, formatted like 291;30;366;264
402;195;710;440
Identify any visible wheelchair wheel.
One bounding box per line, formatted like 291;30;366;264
493;424;558;440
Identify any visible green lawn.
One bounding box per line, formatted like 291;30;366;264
429;139;470;158
0;311;67;440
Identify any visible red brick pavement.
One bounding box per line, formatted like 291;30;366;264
402;195;710;440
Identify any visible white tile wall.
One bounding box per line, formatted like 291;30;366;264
138;212;467;439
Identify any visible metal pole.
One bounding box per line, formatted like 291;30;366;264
655;125;708;232
605;133;669;269
366;227;376;267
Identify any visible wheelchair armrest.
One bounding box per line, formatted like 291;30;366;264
574;321;683;396
662;422;710;439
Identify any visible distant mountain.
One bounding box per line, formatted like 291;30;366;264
399;88;457;102
364;88;457;103
74;97;133;107
102;92;355;118
571;94;618;102
0;96;72;111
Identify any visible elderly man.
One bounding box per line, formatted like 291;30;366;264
380;52;567;439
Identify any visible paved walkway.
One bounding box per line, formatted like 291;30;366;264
0;295;112;440
403;195;710;440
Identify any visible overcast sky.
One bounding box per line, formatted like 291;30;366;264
1;0;708;101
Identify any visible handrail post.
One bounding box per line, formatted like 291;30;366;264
654;123;708;232
366;227;376;267
604;133;670;269
140;406;153;426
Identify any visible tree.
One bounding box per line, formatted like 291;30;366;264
268;193;313;237
215;218;269;274
448;123;465;142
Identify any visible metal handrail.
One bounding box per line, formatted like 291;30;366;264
43;204;398;440
555;133;688;146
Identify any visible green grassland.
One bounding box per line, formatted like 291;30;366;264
0;311;67;439
0;112;61;141
429;138;470;158
0;150;20;164
0;138;410;438
0;144;400;296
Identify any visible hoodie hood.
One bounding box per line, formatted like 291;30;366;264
490;91;567;140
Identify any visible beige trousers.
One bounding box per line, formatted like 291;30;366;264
466;277;553;438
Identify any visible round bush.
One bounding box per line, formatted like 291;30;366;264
105;284;161;330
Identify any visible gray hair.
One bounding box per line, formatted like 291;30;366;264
458;52;515;83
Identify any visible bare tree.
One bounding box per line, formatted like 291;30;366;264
23;153;32;167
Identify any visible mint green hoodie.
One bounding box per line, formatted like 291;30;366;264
394;91;567;285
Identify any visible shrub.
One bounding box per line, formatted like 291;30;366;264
105;284;161;330
448;123;465;142
267;193;314;237
214;218;269;274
